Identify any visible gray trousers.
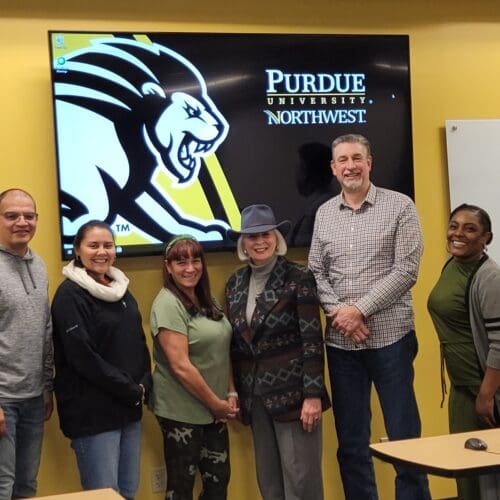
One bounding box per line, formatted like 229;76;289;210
250;398;324;500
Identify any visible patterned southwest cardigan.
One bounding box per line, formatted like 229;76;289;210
225;256;330;424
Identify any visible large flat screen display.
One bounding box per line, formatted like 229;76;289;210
48;31;413;258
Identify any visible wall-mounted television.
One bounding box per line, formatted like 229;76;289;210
48;31;413;258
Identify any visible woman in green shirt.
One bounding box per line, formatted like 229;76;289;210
428;204;500;500
150;235;238;500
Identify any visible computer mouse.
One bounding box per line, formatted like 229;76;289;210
464;437;488;451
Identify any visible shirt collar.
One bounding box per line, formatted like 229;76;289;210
339;183;377;209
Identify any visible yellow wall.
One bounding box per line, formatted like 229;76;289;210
2;1;500;498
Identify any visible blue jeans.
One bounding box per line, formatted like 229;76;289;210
0;395;45;499
327;331;431;500
71;420;142;500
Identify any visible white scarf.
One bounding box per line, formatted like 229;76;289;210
62;260;129;302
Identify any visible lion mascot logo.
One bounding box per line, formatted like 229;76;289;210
53;36;230;245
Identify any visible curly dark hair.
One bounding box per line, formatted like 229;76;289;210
450;204;493;245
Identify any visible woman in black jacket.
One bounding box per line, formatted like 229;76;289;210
51;220;151;500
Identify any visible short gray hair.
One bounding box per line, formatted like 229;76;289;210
0;188;36;211
331;134;371;160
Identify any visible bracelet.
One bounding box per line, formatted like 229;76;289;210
227;391;239;399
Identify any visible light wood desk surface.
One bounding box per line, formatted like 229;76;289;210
37;488;123;499
370;428;500;477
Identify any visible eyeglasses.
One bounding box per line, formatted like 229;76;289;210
1;212;38;222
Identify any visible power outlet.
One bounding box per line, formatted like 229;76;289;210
151;466;166;494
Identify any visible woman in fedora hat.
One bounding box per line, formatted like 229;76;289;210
225;204;330;500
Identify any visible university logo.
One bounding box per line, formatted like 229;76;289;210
53;36;231;245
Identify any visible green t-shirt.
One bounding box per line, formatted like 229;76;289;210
149;288;232;424
428;259;482;387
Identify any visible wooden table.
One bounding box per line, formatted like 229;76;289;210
370;429;500;477
37;488;123;499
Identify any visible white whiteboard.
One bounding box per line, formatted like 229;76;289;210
445;119;500;263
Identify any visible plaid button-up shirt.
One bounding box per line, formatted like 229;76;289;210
308;184;423;350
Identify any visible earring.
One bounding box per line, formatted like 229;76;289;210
275;245;279;253
243;249;248;255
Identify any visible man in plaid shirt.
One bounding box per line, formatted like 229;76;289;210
309;134;431;500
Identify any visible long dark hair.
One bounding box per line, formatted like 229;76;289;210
164;236;223;320
73;220;114;268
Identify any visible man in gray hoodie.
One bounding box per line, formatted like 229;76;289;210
0;189;53;499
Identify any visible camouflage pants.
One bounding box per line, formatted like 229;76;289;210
156;417;230;500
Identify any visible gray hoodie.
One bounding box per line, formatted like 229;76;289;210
0;244;53;399
467;258;500;500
